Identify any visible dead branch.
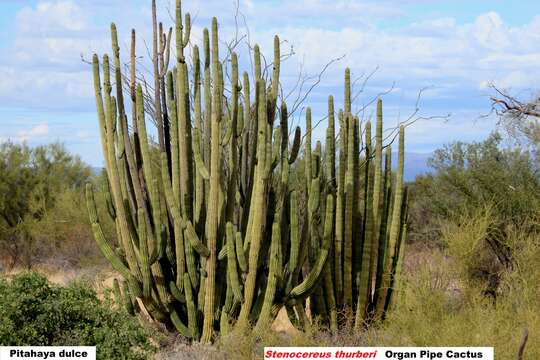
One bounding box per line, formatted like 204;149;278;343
490;84;540;119
516;328;529;360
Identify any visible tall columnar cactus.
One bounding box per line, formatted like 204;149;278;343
282;68;409;331
87;0;408;343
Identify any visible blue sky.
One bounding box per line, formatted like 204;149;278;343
0;0;539;166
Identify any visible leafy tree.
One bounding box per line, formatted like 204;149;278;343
0;142;92;267
409;132;540;296
409;132;540;248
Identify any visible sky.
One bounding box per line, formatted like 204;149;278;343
0;0;539;167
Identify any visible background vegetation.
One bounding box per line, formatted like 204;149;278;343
1;121;537;359
0;142;112;270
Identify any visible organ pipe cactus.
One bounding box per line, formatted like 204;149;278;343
87;0;408;342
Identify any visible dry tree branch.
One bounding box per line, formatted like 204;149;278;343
351;66;380;104
288;54;346;121
485;83;540;145
516;328;529;360
489;84;540;119
380;86;450;148
355;81;396;120
81;53;157;123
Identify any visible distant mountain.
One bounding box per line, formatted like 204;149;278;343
90;154;432;182
91;167;104;176
397;152;433;181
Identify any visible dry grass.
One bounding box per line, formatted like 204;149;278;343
5;212;537;360
361;214;540;359
157;213;540;359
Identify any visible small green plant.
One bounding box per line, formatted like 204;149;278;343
0;273;156;360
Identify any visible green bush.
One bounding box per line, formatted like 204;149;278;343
0;273;155;359
409;132;540;246
24;188;111;269
0;143;117;270
363;213;540;359
0;142;93;268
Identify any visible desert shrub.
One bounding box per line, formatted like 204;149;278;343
24;188;112;269
441;208;505;296
159;214;540;359
0;143;114;270
0;142;93;268
408;132;540;246
0;272;155;359
363;213;540;359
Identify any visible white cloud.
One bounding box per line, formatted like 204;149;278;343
406;113;493;150
6;1;539;113
1;0;540;163
0;66;92;110
17;1;87;34
75;130;93;140
496;71;533;89
15;123;50;142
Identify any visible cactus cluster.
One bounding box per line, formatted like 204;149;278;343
87;0;408;342
296;79;409;332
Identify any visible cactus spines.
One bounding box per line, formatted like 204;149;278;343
286;190;300;293
200;17;221;344
88;1;407;342
121;280;136;315
86;184;135;283
226;222;243;303
305;107;313;191
373;145;392;305
374;125;405;320
343;113;355;307
355;122;375;328
289;126;301;164
238;78;269;329
326;95;336;188
344;68;351;114
112;278;122;306
254;220;281;333
369;99;384;287
184;273;199;338
254;44;261;81
137;208;153;298
289;194;334;299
